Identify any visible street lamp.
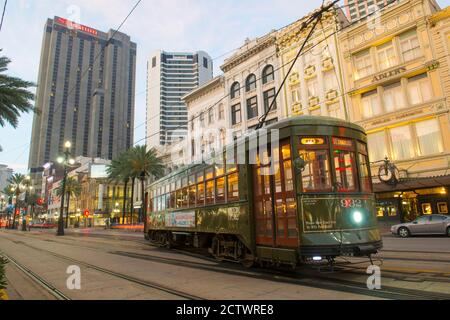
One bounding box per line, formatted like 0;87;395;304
22;179;33;232
56;141;75;237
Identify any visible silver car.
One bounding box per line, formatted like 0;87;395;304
391;215;450;238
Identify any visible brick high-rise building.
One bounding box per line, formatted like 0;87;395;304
28;17;136;191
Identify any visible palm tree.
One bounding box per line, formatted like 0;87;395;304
55;177;81;229
7;173;27;229
24;193;39;220
0;51;35;127
128;146;164;228
107;152;132;225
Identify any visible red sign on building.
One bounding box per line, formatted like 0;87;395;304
56;17;98;36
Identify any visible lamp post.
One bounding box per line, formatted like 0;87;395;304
21;176;32;232
56;141;75;237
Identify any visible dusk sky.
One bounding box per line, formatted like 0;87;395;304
0;0;447;173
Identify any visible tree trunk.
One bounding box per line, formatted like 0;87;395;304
130;177;135;225
65;194;70;229
122;179;128;225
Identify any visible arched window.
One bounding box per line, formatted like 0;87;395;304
262;65;275;84
246;74;257;92
230;82;240;99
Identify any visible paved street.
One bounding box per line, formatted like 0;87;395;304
0;228;449;300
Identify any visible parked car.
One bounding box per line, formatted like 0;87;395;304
391;215;450;238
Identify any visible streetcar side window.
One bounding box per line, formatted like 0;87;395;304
333;138;357;193
299;137;332;193
188;174;197;207
227;172;239;201
358;142;373;193
197;171;205;206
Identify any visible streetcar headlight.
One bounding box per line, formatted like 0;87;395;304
313;256;322;262
352;211;363;224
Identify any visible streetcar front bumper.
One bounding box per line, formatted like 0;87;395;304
300;240;383;259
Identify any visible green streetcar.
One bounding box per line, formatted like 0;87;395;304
145;116;382;267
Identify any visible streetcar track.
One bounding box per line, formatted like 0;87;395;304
110;251;450;300
0;235;205;300
0;252;71;300
2;232;449;300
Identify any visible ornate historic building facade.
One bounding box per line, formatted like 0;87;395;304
338;0;449;224
277;6;350;121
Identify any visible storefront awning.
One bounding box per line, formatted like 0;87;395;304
374;175;450;193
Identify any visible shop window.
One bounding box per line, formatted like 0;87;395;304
376;207;385;218
383;82;405;113
400;29;421;62
407;73;432;105
367;131;388;162
437;203;449;215
415;119;444;156
390;125;414;161
361;90;381;118
422;203;433;215
377;41;397;71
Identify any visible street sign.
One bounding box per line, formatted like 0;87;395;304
83;210;90;217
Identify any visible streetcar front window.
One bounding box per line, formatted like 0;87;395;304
333;150;357;192
299;149;332;193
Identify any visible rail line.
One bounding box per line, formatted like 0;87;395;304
2;232;449;300
0;236;204;300
0;252;71;300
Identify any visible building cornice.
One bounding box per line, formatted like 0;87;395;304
220;34;276;73
182;76;224;104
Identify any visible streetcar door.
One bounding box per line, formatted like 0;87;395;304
273;141;298;247
254;158;275;246
253;139;298;248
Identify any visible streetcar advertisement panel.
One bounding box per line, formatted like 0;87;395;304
165;211;196;228
301;196;376;233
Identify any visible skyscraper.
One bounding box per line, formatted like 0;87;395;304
28;17;136;189
344;0;397;21
146;50;213;147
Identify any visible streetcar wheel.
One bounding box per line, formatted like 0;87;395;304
398;227;410;238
